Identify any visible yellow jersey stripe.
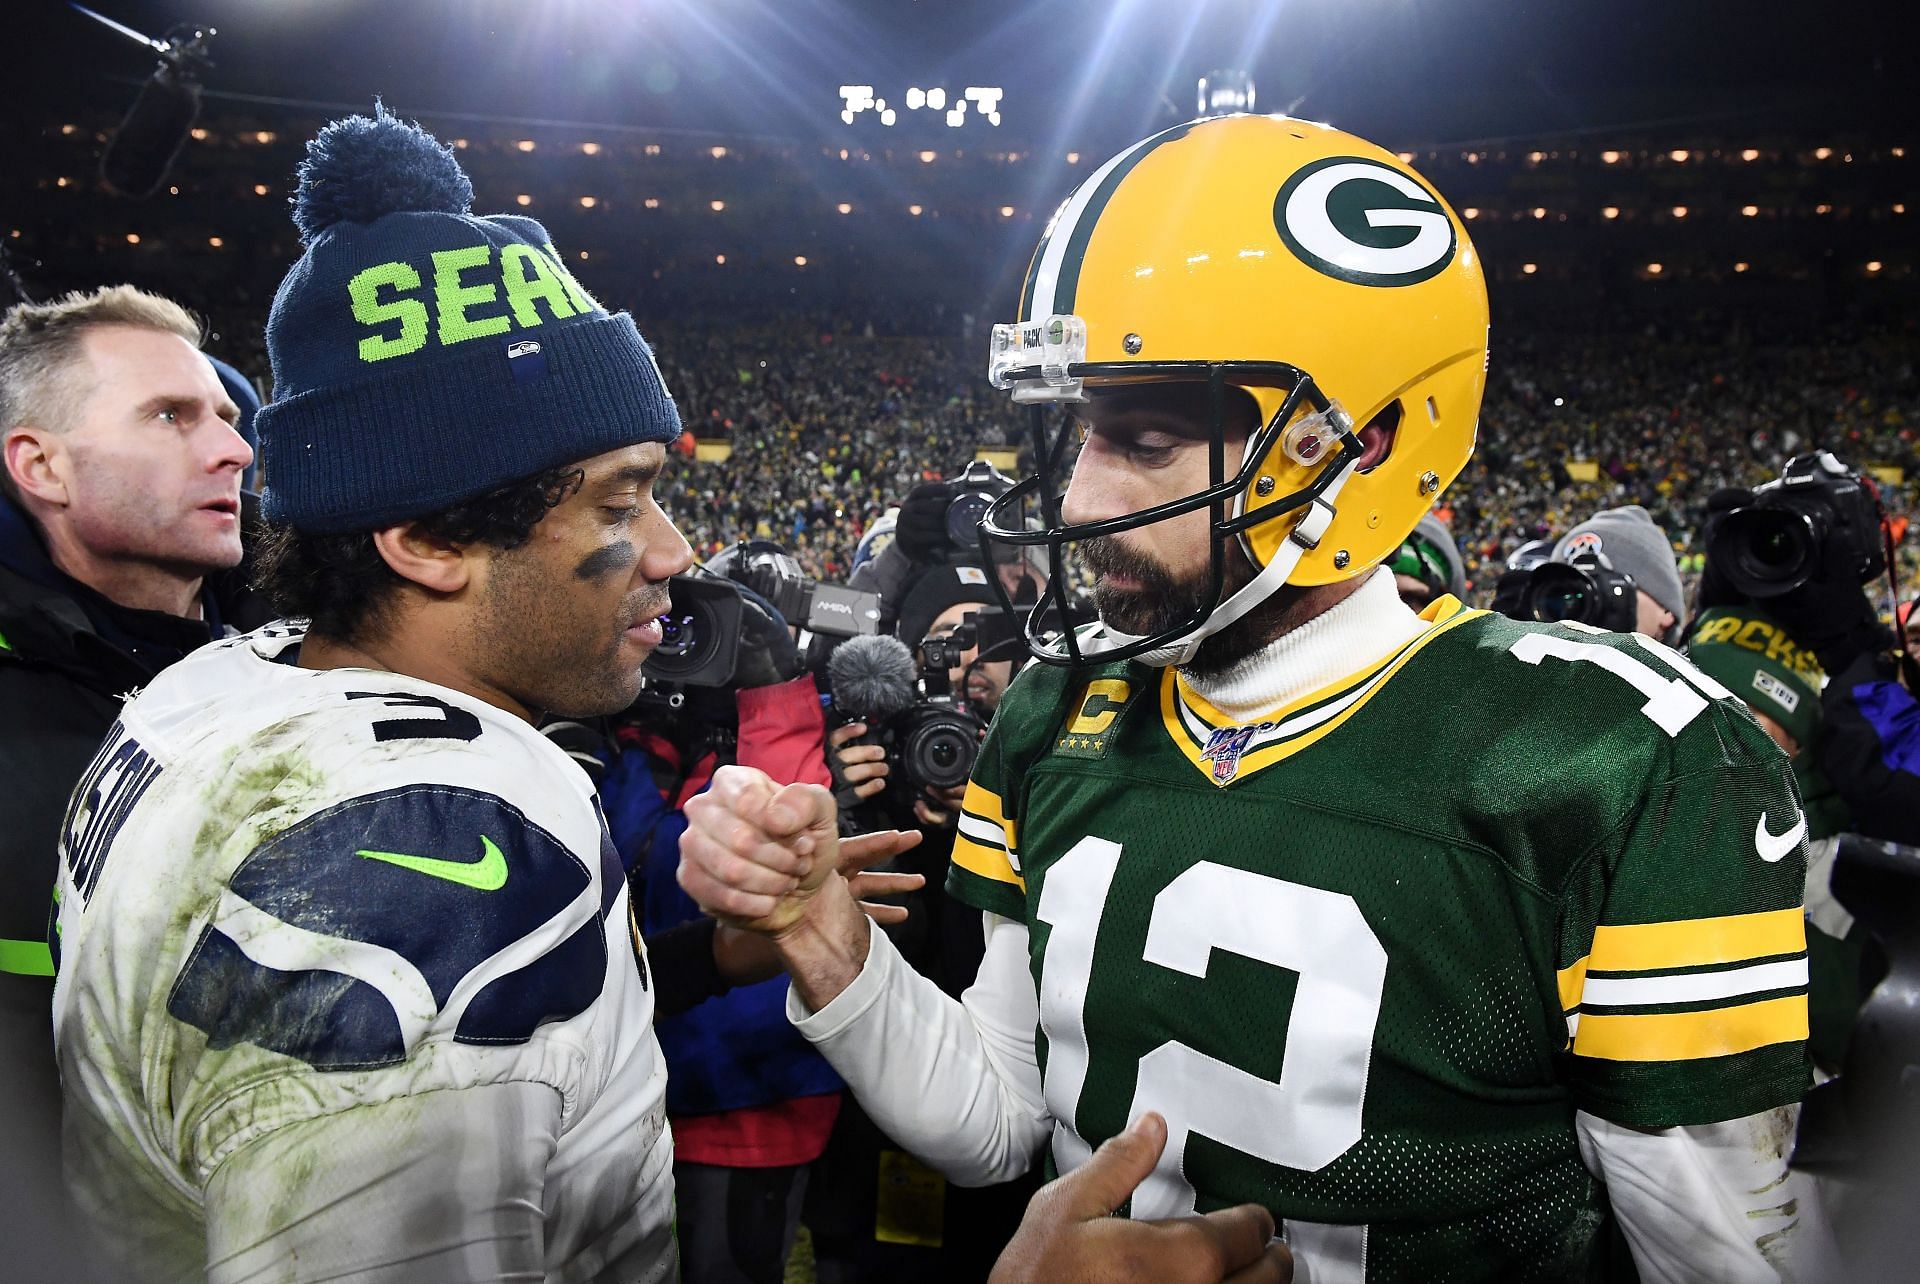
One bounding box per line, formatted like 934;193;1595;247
1571;995;1808;1062
952;833;1025;891
960;780;1014;838
1557;956;1590;1013
1161;604;1487;786
1589;908;1806;974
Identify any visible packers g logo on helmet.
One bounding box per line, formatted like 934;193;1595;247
1273;156;1458;287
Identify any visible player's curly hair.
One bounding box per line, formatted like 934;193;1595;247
252;465;585;641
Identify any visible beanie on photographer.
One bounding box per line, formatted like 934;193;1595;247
1553;505;1686;645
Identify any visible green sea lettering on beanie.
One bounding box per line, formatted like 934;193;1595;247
1685;606;1825;749
255;106;681;534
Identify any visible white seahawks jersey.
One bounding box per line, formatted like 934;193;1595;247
50;624;672;1281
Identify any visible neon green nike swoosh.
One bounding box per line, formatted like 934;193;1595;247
355;835;509;891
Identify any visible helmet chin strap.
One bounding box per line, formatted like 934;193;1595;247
1072;461;1358;669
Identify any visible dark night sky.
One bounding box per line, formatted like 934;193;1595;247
10;0;1909;152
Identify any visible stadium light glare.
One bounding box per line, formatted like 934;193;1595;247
1671;206;1687;218
1741;148;1760;161
1067;151;1080;164
452;138;468;149
946;109;964;127
1000;205;1015;218
1523;263;1538;274
795;255;808;266
255;131;274;145
1601;151;1621;164
1602;206;1619;219
1735;262;1749;272
644;144;661;156
918;150;936;163
1816;204;1832;214
906;87;926;109
516;140;536;153
1867;261;1883;273
579;196;597;209
1893;148;1907;158
252;183;268;196
1814;147;1833;160
516;194;533;206
1646;262;1663;275
1896;204;1907;215
1527;151;1544;164
1461;208;1479;220
1553;397;1564;407
125;233;139;244
881;109;897;126
579;251;589;261
644;198;660;209
581;142;600;155
837;202;853;214
711;200;725;212
1668;149;1688;162
61;124;77;136
908;204;923;215
715;254;726;265
55;177;69;188
207;236;222;248
1531;207;1546;219
928;88;947;110
710;146;728;159
1742;205;1759;217
189;127;208;141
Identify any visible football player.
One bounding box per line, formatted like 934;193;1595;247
681;114;1833;1281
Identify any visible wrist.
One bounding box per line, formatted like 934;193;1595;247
769;872;871;1011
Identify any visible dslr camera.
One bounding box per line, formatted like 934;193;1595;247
645;540;883;688
1522;550;1639;633
1707;452;1886;599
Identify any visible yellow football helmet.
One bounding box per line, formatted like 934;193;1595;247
981;113;1489;667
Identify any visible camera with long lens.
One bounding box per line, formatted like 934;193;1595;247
943;460;1019;561
1525;551;1638;633
1707;452;1886;599
642;542;884;688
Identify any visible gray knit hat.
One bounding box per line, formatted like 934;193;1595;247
1553;505;1685;644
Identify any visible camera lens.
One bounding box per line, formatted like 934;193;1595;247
1526;563;1596;625
904;714;980;792
946;490;992;550
656;613;695;658
1720;507;1816;597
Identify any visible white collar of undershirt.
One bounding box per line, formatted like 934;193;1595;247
1179;567;1429;724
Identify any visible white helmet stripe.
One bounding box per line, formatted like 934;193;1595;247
1023;122;1192;323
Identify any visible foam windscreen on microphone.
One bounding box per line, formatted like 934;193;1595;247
827;633;919;723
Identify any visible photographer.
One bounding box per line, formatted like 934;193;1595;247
813;561;1039;1279
1544;505;1688;642
602;575;879;1284
1386;513;1467;611
1698;453;1920;847
850;461;1040;632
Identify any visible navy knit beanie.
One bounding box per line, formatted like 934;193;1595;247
255;107;681;533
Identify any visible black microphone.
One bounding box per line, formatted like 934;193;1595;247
826;633;918;725
102;65;203;199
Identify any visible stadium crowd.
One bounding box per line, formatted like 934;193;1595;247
5;95;1919;1284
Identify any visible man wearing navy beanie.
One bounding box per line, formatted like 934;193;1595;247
46;109;743;1282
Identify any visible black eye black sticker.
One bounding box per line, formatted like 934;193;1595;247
1273;156;1458;286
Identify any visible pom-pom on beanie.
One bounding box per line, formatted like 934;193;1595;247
255;106;681;533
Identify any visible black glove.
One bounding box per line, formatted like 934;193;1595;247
731;584;802;689
894;480;954;565
1767;563;1893;677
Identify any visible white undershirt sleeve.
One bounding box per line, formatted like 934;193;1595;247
202;1081;561;1284
1576;1105;1838;1283
787;912;1051;1186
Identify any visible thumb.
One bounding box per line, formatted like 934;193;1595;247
1054;1112;1169;1219
766;781;836;840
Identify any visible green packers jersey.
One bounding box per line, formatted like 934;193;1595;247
947;599;1811;1282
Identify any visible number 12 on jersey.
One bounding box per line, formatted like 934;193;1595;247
1035;835;1378;1282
